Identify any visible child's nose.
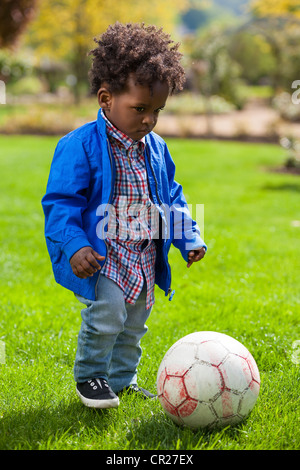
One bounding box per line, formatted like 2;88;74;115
142;113;156;126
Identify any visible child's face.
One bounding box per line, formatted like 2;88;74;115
98;74;169;141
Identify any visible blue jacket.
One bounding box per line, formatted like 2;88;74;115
42;109;206;301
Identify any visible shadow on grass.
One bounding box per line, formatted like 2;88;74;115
124;413;247;451
0;394;247;450
0;400;118;450
121;399;247;451
262;182;300;193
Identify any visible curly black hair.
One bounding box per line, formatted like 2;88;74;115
88;22;185;95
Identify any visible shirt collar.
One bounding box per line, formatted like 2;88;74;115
101;108;145;151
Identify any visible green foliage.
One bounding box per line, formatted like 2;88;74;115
0;136;299;450
228;31;276;85
238;16;300;93
0;50;32;83
186;26;247;108
7;76;45;95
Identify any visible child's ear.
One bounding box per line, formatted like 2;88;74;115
97;86;112;109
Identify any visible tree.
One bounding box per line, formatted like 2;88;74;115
186;25;243;103
0;0;38;48
184;24;244;136
248;1;300;94
228;30;276;85
251;0;300;19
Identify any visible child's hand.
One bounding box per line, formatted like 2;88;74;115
187;247;206;268
70;246;105;279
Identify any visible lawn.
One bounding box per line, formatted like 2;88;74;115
0;135;299;451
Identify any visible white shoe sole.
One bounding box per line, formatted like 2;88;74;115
76;388;120;409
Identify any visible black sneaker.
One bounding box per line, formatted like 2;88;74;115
76;378;119;408
118;384;157;399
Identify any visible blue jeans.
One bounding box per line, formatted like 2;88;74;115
74;275;152;393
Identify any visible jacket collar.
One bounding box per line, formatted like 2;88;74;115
97;108;147;150
96;107;108;138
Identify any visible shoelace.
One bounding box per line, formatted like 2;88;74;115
88;379;109;390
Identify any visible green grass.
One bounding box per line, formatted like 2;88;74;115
0;135;299;450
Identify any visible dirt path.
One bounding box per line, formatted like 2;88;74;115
156;102;300;142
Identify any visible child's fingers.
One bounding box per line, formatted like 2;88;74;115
187;251;195;268
70;248;105;278
195;249;205;261
91;249;105;261
85;250;106;276
86;251;101;269
187;247;206;268
77;258;96;277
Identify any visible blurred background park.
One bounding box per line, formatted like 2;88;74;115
1;0;300;170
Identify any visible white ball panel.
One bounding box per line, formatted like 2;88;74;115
219;354;252;392
163;342;198;376
163;375;187;407
239;382;260;417
196;340;229;365
181;402;216;429
184;362;223;401
213;390;241;419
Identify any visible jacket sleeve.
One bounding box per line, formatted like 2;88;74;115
41;135;93;261
163;143;207;261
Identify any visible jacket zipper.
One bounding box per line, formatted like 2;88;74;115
94;139;115;296
145;145;174;300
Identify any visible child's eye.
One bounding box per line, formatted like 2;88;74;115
135;107;145;113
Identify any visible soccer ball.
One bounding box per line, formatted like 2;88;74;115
157;331;260;430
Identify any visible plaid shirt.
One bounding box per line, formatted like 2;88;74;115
100;109;158;309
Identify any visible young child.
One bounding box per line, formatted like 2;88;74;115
42;22;207;409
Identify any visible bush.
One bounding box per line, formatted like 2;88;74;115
0;50;32;83
273;92;300;122
7;76;46;96
0;106;76;135
166;92;236;115
280;136;300;169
